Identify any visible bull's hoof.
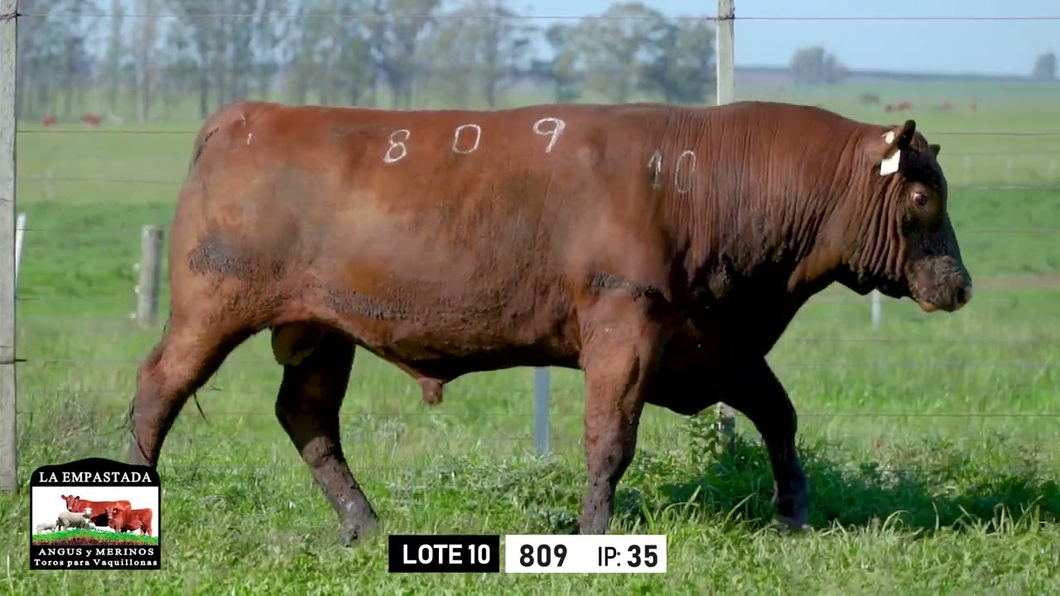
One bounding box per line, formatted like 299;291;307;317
774;512;811;533
341;516;380;547
772;482;810;533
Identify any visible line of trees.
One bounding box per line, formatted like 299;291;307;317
1032;51;1056;81
15;0;718;122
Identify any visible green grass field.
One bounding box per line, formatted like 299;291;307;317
2;81;1059;594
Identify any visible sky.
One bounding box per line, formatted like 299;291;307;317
519;0;1059;76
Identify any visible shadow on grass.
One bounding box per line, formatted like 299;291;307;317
473;430;1059;536
614;431;1060;535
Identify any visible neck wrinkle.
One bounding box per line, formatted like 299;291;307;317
847;177;905;285
774;135;867;299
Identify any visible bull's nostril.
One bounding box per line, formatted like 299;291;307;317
955;287;967;305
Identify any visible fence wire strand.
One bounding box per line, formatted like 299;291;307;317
18;12;1060;22
5;5;1059;488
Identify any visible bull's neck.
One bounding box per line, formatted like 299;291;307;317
836;176;904;289
672;148;855;303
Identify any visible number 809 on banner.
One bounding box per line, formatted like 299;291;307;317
504;535;667;574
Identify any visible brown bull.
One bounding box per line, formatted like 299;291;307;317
108;506;153;536
125;100;972;544
62;494;131;528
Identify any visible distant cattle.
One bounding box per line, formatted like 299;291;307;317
82;113;102;127
885;100;913;113
940;101;952;111
62;494;132;528
56;509;93;531
859;92;881;105
107;507;153;536
42;114;56;128
125;99;973;545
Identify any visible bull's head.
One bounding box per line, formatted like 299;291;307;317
61;494;78;511
838;119;972;313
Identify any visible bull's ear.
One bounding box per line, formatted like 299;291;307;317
878;119;918;176
929;143;941;157
895;119;917;150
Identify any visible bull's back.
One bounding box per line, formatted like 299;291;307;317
176;102;686;354
177;100;849;365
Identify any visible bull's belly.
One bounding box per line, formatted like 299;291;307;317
291;273;578;376
347;318;579;379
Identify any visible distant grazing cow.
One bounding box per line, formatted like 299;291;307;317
56;509;93;531
35;521;57;533
82;113;102;127
62;494;132;528
42;114;56;128
859;92;880;105
125;100;972;545
108;507;153;536
885;100;913;113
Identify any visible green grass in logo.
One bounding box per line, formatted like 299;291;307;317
32;528;159;546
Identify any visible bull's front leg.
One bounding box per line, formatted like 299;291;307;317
722;358;809;531
577;292;668;534
644;350;809;530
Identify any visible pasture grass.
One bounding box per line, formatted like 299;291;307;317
2;83;1059;594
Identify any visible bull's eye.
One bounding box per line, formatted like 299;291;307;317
912;192;929;208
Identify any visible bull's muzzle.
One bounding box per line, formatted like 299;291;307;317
912;257;973;313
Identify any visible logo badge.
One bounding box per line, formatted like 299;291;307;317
29;457;161;570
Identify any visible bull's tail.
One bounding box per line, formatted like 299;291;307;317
185;101;263;177
186;118;220;176
121;309;177;436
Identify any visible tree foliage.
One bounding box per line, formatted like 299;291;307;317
1031;52;1056;81
789;46;847;86
15;0;720;120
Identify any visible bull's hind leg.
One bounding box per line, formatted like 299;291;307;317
273;326;379;545
127;313;252;467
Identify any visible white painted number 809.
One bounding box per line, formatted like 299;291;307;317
452;124;482;155
532;117;566;153
384;129;410;163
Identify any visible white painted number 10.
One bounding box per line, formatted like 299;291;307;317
647;148;697;194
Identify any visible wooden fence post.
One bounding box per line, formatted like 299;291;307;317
533;367;550;455
713;0;737;452
1;0;19;493
136;225;163;327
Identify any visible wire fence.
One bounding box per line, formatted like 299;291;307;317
2;5;1060;496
